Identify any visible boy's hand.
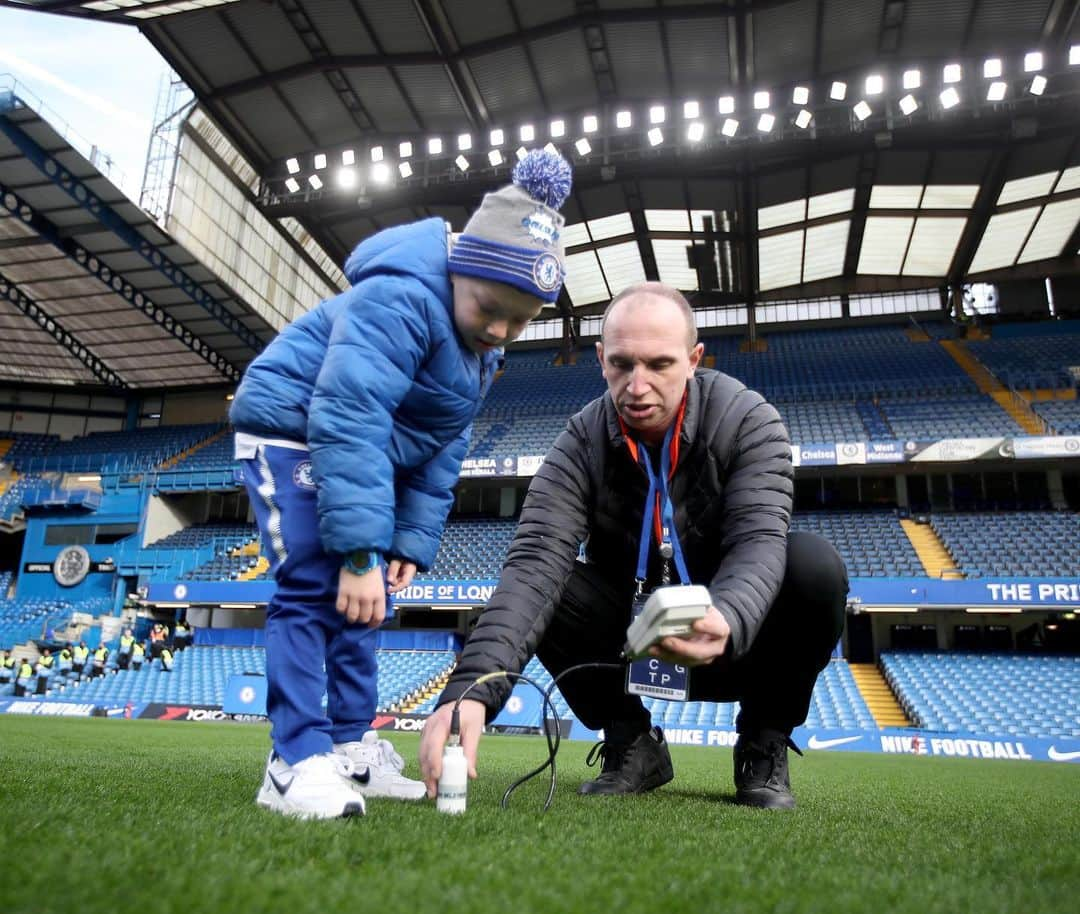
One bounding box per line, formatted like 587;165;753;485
337;566;386;627
385;559;417;594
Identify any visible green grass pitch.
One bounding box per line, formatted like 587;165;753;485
0;716;1076;914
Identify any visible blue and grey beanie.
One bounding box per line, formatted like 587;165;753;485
447;148;572;303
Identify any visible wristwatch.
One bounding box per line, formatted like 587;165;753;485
343;550;380;575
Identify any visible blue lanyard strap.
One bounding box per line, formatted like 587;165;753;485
633;423;691;586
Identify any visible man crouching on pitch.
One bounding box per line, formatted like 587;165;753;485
421;281;848;809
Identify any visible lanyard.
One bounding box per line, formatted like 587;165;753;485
630;421;691;590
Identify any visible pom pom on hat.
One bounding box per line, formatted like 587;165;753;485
448;148;573;302
512;148;573;210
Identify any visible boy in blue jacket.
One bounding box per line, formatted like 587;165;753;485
230;150;571;819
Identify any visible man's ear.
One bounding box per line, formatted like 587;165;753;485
688;342;704;374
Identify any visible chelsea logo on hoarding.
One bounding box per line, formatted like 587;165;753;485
521;208;560;246
533;253;561;292
293;460;316;489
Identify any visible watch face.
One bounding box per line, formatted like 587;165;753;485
53;545;91;587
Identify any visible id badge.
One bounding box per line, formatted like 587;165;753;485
626;591;689;701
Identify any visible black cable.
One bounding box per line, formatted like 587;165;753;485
494;661;626;812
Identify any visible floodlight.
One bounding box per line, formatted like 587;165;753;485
1029;75;1047;95
792;86;809;105
853;101;872;121
830;81;847;100
575;137;592;155
399;141;413;158
753;90;769;110
286;157;300;174
342;149;355;166
284;177;299;193
899;94;919;115
865;74;884;96
983;58;1002;78
687;122;705;142
940;87;960;108
718;95;735;114
722;118;739;137
398;161;413;178
428;137;443;155
490;128;505;146
757;113;775;133
616;110;632;128
1071;45;1080;65
488;149;503;166
519;124;535;142
648;127;663;146
550;119;566;137
313;153;327;170
1024;51;1043;72
457;133;472;151
455;155;469;172
795;109;812;128
943;63;962;83
987;81;1007;101
516;146;528;161
371;163;391;184
683;100;700;119
903;69;921;89
336;167;356;188
649;105;666;124
583;114;599;133
369;146;383;163
308;174;323;189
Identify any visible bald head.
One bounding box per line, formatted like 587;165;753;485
600;281;697;350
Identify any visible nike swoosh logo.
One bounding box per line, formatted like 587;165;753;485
807;735;863;750
350;768;371;786
268;770;294;795
1047;747;1080;762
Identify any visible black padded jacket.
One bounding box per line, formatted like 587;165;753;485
438;369;794;718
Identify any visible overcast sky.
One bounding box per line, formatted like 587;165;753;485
0;7;172;200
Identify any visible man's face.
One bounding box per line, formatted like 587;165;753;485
452;275;545;355
597;293;702;444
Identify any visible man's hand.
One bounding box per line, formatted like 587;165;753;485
385;559;418;594
418;699;486;799
336;565;386;627
649;606;730;666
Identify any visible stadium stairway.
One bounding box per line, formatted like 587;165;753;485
156;426;230;471
938;340;1045;435
848;664;911;727
397;665;455;713
900;518;964;579
237;556;269;581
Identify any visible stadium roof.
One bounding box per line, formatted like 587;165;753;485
4;0;1080;315
0;88;275;389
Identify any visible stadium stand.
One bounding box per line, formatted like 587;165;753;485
881;651;1080;739
930;511;1080;578
418;517;518;581
965;324;1080;392
4;424;222;474
1032;399;1080;434
47;646;455;711
414;655;877;731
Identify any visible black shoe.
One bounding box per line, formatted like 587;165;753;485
578;724;674;795
733;730;802;809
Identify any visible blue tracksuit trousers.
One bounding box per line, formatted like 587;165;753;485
242;442;381;764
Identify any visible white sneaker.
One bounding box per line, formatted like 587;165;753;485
256;751;366;819
334;731;426;801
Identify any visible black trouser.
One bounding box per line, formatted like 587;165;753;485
535;531;848;736
117;652;130;670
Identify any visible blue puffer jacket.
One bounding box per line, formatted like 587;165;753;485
230;217;501;569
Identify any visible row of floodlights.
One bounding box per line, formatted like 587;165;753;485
280;49;1080;194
